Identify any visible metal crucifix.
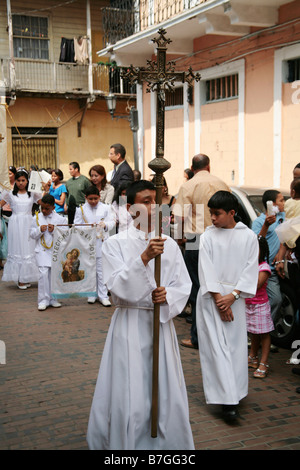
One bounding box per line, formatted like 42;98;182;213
123;28;200;438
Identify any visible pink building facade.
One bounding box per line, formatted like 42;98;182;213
98;0;300;195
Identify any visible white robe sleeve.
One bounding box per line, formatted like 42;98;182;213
30;215;42;240
235;232;259;298
199;233;221;297
33;191;43;203
104;206;116;233
74;207;84;225
102;238;157;304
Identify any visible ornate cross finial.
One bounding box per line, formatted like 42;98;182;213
123;29;200;166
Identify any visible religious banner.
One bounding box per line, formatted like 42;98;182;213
51;225;97;299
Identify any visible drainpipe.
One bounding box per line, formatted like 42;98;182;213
6;0;16;91
77;0;94;137
86;0;94;98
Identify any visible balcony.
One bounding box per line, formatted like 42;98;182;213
101;0;203;46
1;58;136;97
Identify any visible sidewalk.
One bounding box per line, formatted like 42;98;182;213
0;275;299;450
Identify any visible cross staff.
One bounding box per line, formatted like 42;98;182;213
123;28;200;438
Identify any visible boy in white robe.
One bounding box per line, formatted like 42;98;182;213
87;180;194;450
30;194;68;310
196;191;258;422
74;185;116;306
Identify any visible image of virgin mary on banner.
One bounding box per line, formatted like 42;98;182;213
51;225;97;299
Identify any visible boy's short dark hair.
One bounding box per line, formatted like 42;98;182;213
208;190;238;213
126;180;155;205
69;161;80;171
42;194;55;206
262;190;280;209
85;185;99;197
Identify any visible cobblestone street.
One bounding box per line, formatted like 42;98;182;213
0;275;300;450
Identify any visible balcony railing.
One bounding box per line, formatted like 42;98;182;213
1;58;136;96
102;0;203;46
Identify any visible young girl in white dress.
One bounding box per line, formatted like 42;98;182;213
246;235;274;378
0;169;42;289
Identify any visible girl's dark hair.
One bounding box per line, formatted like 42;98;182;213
52;168;64;181
9;166;17;174
126;180;155;205
85;185;99;197
184;168;194;180
208;190;239;213
258;235;270;264
13;169;30;197
89;165;107;190
113;181;133;205
151;175;168;195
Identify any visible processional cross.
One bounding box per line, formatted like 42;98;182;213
123;28;200;438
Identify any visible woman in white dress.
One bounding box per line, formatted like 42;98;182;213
0;169;42;289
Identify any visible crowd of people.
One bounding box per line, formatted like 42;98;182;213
0;147;299;450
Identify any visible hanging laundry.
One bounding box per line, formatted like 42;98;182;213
74;36;89;64
59;38;75;63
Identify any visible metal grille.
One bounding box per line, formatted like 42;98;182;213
165;86;183;107
102;1;135;47
12;128;57;171
206;74;238;102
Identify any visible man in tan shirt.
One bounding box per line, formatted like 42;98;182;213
173;154;230;349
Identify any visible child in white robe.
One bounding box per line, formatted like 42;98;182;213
30;194;68;310
87;180;194;450
74;185;115;306
196;190;259;422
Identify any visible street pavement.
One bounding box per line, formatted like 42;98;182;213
0;275;300;450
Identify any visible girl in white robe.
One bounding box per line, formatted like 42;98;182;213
74;185;115;305
87;180;194;450
196;191;258;413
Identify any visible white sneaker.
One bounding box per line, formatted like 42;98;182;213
38;304;47;311
18;283;27;290
88;297;97;304
50;301;61;308
101;299;111;307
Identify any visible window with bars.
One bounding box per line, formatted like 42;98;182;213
286;58;300;82
12;15;49;60
12;128;57;171
165;86;183;108
206;74;238;103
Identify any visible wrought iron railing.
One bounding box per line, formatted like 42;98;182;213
1;58;136;95
101;0;204;46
